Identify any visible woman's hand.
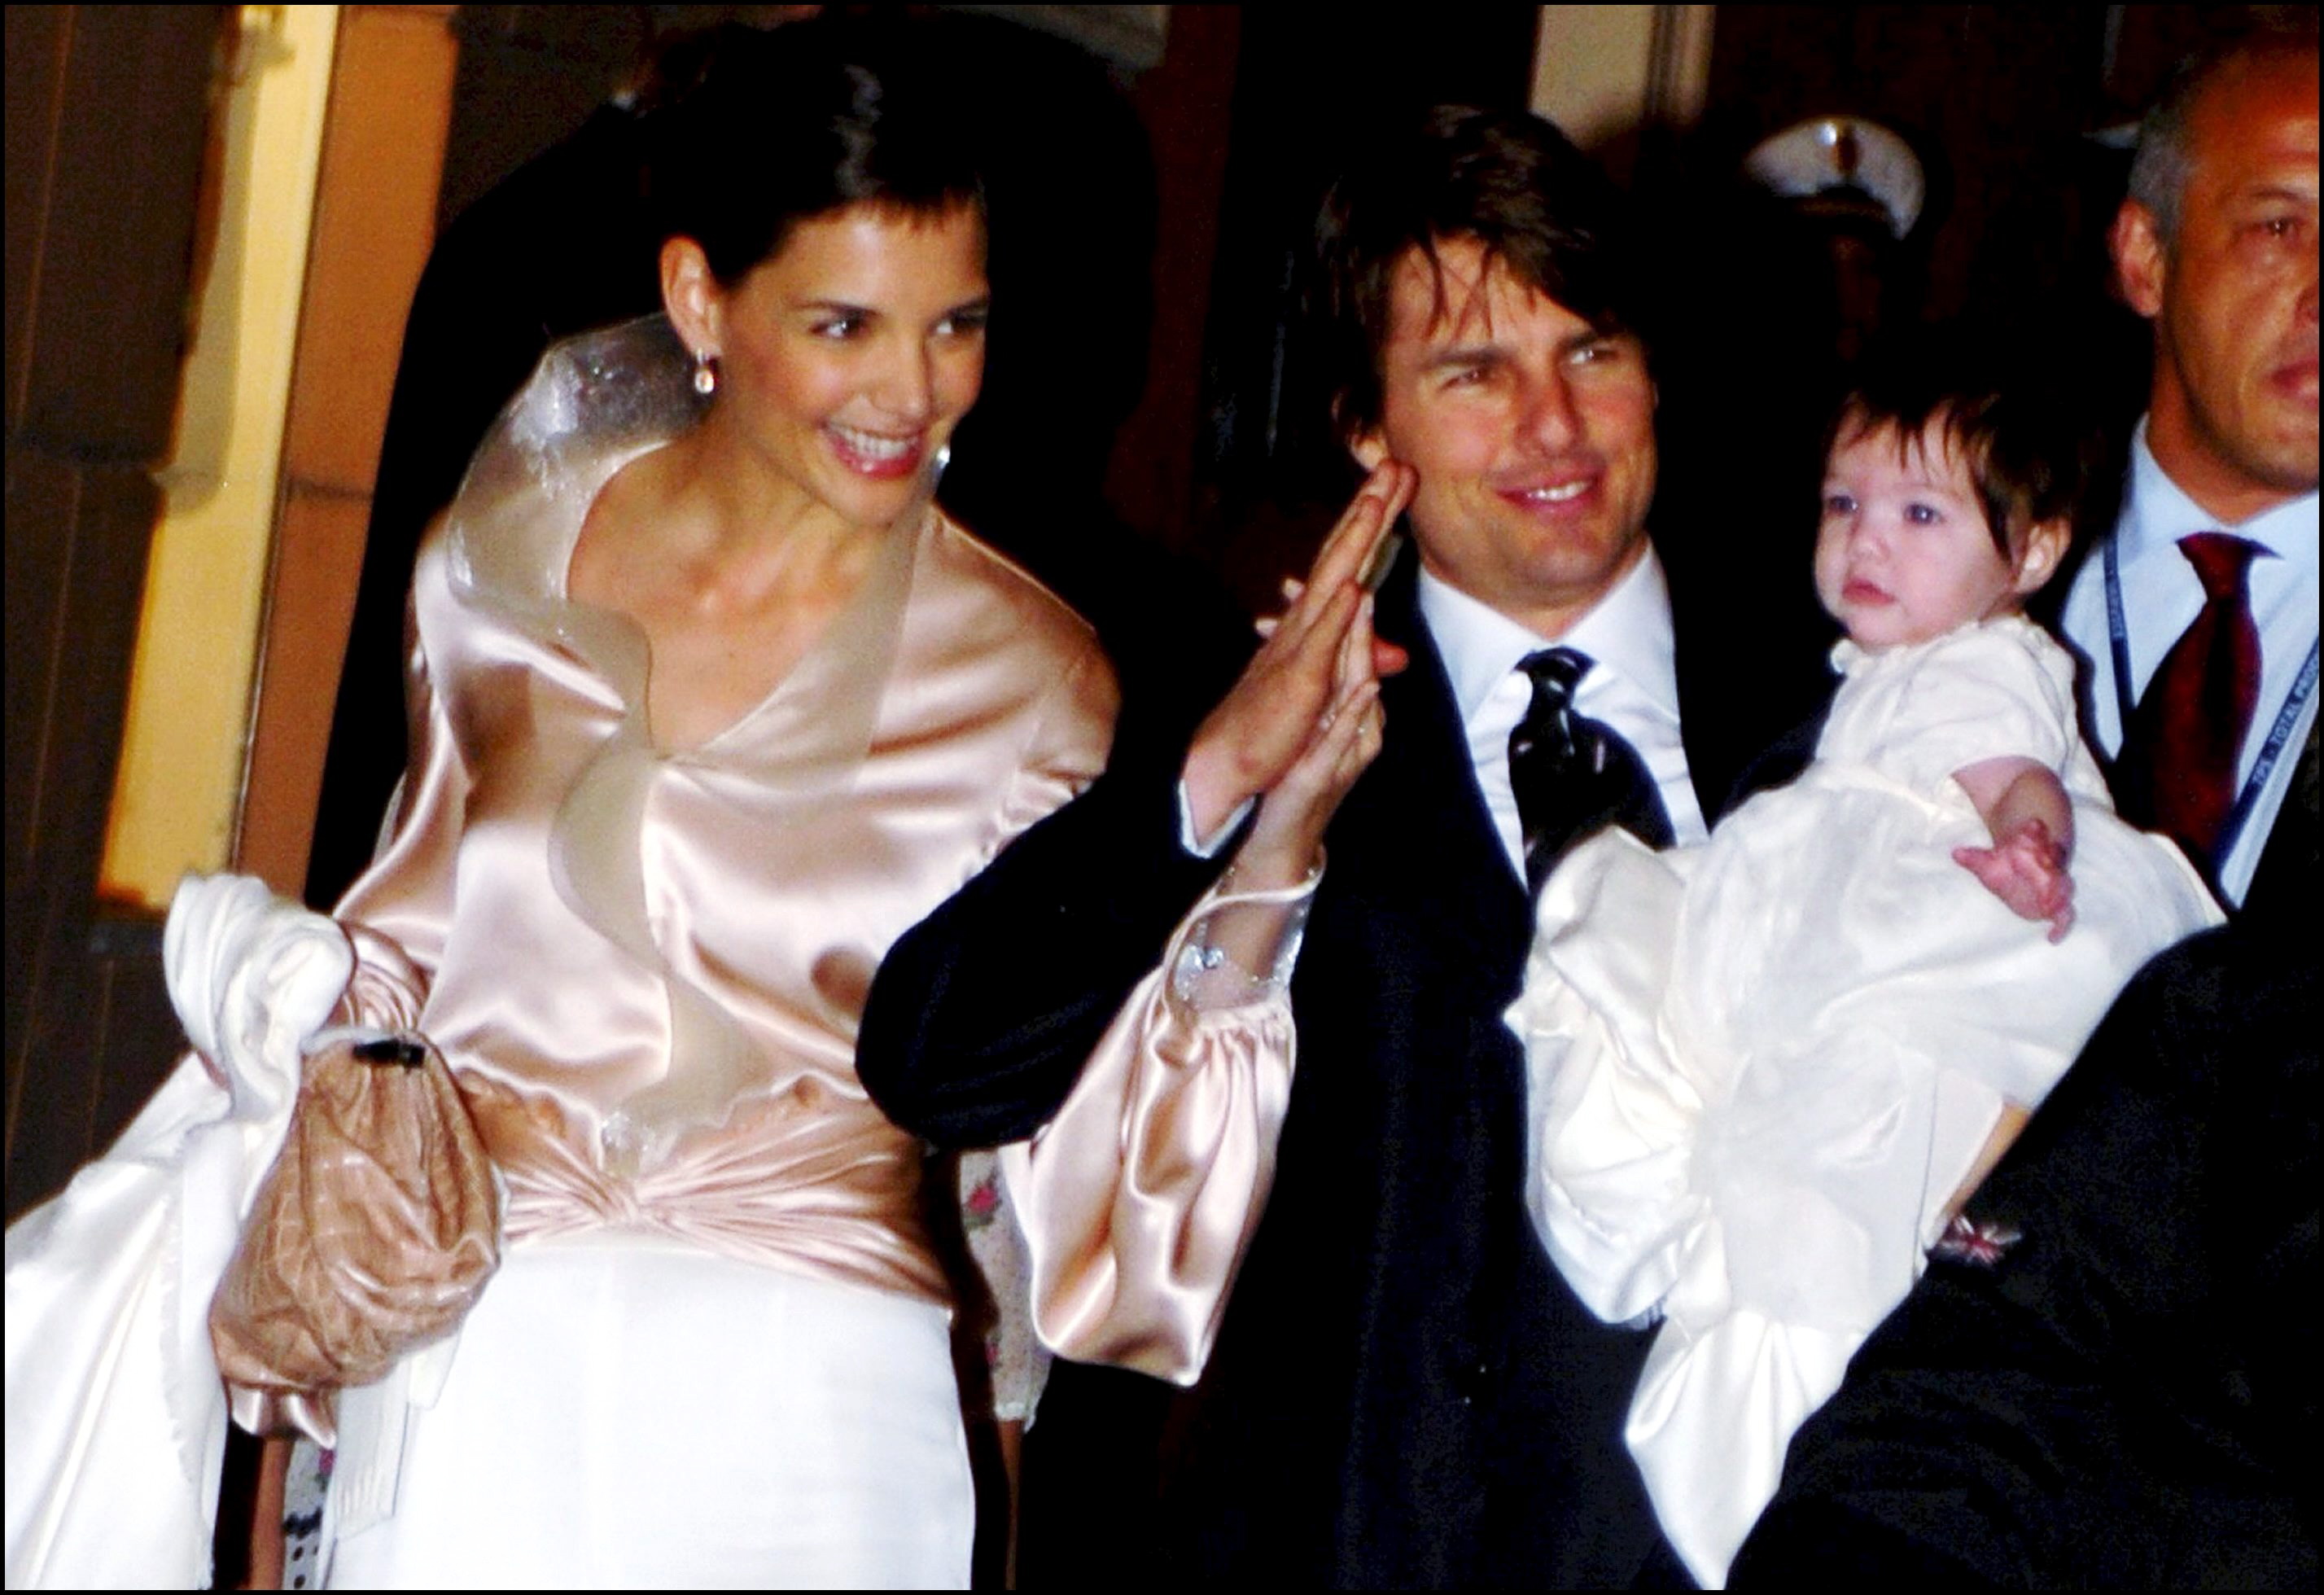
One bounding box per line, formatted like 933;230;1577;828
1954;818;2076;942
1180;462;1415;841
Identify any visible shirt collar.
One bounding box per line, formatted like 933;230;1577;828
1417;543;1682;723
2125;416;2321;566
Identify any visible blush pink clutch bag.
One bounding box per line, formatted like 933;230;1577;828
209;1036;499;1441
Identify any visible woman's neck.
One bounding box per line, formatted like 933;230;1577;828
667;420;899;587
597;429;895;623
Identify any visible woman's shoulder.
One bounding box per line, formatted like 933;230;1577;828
409;508;462;607
927;510;1106;668
919;512;1120;758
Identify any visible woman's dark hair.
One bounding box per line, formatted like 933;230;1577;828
1826;351;2092;563
1310;105;1645;440
649;17;985;286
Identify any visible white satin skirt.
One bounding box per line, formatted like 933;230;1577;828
327;1237;971;1589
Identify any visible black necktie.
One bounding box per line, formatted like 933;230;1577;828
1508;647;1675;894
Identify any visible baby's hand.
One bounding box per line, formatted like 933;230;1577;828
1954;818;2075;942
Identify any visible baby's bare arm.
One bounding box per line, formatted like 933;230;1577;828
1955;756;2074;857
1951;756;2076;940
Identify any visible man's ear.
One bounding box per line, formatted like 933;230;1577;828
2110;199;2168;321
2013;516;2072;596
661;235;724;358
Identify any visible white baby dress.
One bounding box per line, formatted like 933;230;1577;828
1508;616;2223;1587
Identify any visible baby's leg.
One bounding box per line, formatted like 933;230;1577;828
1941;1101;2032;1221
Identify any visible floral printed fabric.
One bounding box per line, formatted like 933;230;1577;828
959;1147;1051;1424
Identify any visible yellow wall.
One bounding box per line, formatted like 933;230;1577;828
100;5;339;909
1531;5;1714;155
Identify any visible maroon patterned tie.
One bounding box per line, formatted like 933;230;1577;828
2122;532;2262;865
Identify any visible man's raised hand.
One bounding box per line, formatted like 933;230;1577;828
1181;462;1416;840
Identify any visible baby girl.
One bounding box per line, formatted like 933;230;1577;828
1507;367;2223;1587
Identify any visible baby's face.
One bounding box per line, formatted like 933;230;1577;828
1813;421;2029;651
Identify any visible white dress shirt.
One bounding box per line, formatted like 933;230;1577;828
2059;419;2320;905
1420;545;1709;884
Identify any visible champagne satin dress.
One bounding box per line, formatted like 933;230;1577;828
319;321;1118;1588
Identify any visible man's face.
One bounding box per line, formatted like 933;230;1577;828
2116;47;2319;521
1352;238;1657;638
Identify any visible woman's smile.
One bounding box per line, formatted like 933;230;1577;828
824;421;926;478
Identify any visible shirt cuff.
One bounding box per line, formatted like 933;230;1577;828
1175;781;1254;859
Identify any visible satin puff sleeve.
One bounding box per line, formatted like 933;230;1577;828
330;550;470;1036
1000;867;1315;1385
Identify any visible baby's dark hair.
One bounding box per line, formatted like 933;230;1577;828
1824;355;2090;565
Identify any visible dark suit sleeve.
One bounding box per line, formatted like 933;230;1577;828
1729;926;2317;1588
858;720;1231;1147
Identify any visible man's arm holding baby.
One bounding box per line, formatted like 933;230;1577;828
1950;755;2076;941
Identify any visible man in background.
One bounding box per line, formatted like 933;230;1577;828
2060;24;2317;922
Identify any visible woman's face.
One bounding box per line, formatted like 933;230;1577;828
706;202;989;532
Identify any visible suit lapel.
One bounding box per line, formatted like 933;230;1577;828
1331;548;1530;984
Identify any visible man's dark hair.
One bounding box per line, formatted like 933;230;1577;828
1310;105;1643;440
2127;16;2319;243
1825;351;2092;564
649;15;985;286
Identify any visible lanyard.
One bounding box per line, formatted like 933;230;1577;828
2104;535;2321;869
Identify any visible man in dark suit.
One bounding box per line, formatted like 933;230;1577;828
859;107;1827;1585
2058;25;2317;920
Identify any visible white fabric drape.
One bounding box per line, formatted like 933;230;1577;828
5;876;352;1588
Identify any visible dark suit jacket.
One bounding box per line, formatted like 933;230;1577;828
861;543;1824;1586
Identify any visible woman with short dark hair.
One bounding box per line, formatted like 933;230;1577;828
282;19;1110;1584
